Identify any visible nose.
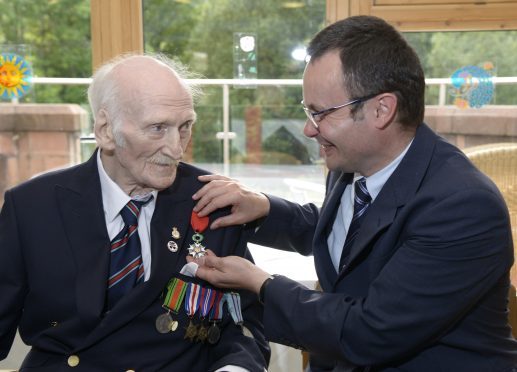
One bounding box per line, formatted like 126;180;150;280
161;128;185;160
303;119;319;138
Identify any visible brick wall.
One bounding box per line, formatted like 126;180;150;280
0;103;87;206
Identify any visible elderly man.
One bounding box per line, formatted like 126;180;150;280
0;54;269;371
191;16;517;372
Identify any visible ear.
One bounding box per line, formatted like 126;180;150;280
94;109;116;151
373;93;398;129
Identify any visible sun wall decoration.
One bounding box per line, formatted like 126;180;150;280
0;53;33;100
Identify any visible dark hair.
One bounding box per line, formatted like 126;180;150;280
307;16;425;127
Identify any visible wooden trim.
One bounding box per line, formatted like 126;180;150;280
90;0;144;71
326;0;517;31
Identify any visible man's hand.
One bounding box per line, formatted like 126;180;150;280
192;175;270;229
188;250;271;294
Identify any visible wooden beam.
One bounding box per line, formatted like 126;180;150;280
90;0;144;71
326;0;517;31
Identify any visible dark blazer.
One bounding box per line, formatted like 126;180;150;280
252;124;517;372
0;151;269;371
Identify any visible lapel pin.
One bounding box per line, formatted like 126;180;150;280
167;240;179;252
171;227;180;240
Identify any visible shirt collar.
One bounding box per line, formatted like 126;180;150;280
357;139;413;202
97;150;157;223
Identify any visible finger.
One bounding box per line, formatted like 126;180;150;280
210;214;241;229
197;174;231;183
195;189;239;216
193;181;233;212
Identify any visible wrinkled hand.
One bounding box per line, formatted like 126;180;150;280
187;250;270;294
192;174;270;229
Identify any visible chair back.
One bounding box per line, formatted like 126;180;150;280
463;142;517;337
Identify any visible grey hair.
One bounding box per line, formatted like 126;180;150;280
87;53;203;137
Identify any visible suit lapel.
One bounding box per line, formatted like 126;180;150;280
55;152;110;327
313;173;352;290
336;124;438;282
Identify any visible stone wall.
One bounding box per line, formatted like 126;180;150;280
425;105;517;148
0;103;87;206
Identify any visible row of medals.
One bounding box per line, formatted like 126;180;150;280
158;227;218;343
156;312;221;344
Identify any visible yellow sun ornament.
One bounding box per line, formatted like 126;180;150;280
0;53;32;100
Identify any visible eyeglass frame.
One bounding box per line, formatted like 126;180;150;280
301;93;379;130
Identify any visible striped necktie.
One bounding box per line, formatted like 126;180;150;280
339;178;371;270
107;197;151;309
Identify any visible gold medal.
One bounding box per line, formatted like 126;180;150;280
171;227;180;239
184;320;198;342
196;324;208;343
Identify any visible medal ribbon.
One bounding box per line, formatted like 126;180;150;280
225;292;243;325
163;278;188;313
209;290;225;322
197;287;216;318
191;211;209;233
185;282;202;317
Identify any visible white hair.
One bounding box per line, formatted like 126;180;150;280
87;53;203;144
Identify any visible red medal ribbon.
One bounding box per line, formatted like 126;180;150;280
191;211;209;233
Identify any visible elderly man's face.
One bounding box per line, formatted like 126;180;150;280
98;57;196;196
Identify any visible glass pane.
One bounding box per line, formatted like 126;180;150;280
143;0;327;205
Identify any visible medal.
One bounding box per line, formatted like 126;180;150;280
207;290;225;345
207;323;221;344
167;240;179;252
155;312;174;334
184;282;202;341
171;227;180;239
196;324;208;342
195;287;215;343
157;278;188;333
188;212;209;258
184;320;198;341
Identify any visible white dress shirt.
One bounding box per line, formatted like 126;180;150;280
327;141;413;272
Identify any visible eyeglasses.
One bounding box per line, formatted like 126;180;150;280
301;93;379;130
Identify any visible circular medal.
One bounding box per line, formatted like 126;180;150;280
155;313;173;334
167;240;179;252
170;320;179;332
207;323;220;344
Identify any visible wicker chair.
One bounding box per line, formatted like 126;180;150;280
463;142;517;337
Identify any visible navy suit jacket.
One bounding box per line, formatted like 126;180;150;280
252;124;517;371
0;152;269;371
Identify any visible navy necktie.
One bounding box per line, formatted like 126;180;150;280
107;197;151;309
339;178;371;270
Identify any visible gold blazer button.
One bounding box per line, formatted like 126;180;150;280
67;355;80;367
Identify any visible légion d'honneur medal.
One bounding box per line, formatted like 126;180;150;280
207;290;225;344
196;287;216;343
187;211;209;258
184;282;202;341
156;278;187;333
